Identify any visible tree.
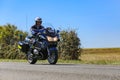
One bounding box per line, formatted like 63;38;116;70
58;30;81;60
0;24;27;45
0;24;27;59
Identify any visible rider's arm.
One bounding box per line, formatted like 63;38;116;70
30;26;38;36
41;26;44;29
31;25;44;31
31;26;37;31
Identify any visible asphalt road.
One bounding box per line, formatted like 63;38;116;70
0;62;120;80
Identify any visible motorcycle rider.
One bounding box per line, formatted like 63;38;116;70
31;17;44;36
29;17;44;48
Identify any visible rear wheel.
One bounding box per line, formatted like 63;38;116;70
48;50;58;64
27;51;37;64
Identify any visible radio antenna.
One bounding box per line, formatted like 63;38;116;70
26;15;28;31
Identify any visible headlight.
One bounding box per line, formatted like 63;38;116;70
47;36;58;42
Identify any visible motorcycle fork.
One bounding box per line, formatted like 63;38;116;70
47;47;51;56
47;47;57;56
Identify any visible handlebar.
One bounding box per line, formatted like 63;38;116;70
33;28;45;32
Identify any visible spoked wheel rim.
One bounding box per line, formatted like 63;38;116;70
48;51;58;64
48;53;56;63
28;53;34;63
27;51;37;64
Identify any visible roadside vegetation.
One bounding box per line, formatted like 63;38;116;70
81;48;120;65
1;50;120;65
0;24;81;60
0;24;120;65
58;30;81;60
0;24;27;59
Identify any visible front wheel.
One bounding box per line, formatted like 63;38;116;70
27;51;37;64
47;50;58;64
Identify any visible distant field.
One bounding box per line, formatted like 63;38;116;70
81;48;120;64
82;48;120;54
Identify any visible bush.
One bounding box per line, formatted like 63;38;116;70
0;24;27;59
58;30;81;60
0;42;26;59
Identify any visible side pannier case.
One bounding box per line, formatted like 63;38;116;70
18;41;29;53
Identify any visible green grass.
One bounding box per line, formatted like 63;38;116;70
0;59;27;62
0;59;120;65
0;59;81;64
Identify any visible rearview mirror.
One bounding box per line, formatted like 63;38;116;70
57;30;60;33
20;34;23;41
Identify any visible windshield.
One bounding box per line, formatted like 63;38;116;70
42;23;55;30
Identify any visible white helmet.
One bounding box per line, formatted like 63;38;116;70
35;17;42;22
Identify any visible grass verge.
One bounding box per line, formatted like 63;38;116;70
0;59;81;64
0;59;120;65
80;52;120;65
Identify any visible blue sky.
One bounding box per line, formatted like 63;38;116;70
0;0;120;48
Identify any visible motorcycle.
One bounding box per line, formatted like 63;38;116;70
18;26;60;64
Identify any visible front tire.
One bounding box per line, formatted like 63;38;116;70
27;51;37;64
48;50;58;64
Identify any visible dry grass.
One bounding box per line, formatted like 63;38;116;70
81;53;120;61
80;48;120;64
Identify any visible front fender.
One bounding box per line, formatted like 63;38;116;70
49;47;57;51
48;47;57;55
